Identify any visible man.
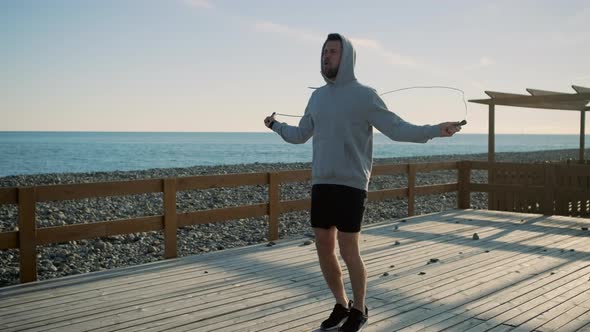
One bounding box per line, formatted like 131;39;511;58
263;33;461;332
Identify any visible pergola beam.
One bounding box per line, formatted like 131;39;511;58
526;88;565;96
485;91;529;98
470;92;590;107
469;100;588;111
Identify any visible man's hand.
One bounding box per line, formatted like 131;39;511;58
264;113;276;129
439;121;463;137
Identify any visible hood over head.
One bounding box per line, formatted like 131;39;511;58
321;33;356;85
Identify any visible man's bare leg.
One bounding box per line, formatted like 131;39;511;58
338;231;366;311
314;226;349;307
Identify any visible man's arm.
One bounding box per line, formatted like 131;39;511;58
263;107;314;144
367;92;440;143
367;91;461;142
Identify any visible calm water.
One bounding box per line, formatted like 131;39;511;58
0;132;586;177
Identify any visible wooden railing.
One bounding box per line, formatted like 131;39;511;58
1;160;588;284
470;161;590;217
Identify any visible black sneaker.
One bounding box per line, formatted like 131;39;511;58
320;301;352;330
339;306;368;332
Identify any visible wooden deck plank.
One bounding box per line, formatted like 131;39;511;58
554;310;590;331
505;286;590;328
486;324;516;332
6;217;505;330
473;267;590;322
0;214;447;303
537;296;590;331
300;236;590;330
444;266;587;328
8;240;590;330
2;214;588;330
0;210;589;332
1;213;520;314
191;231;564;332
0;215;486;316
208;219;590;327
0;219;462;322
118;214;588;330
509;290;590;331
405;260;590;332
421;317;488;332
4;210;579;305
461;268;590;331
410;261;590;329
411;258;590;332
243;218;588;330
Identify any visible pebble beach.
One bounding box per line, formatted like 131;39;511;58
0;148;586;287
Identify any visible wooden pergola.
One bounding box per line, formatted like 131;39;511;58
469;85;590;163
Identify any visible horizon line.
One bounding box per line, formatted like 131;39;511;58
0;130;587;136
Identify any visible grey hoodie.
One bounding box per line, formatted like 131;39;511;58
271;33;441;191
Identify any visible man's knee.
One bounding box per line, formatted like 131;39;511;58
339;246;361;264
337;232;362;264
314;227;336;254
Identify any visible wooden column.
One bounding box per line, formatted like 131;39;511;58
407;164;416;216
580;110;586;163
488;103;496;210
489;103;495;163
268;173;280;241
457;161;471;209
18;187;37;283
163;179;177;259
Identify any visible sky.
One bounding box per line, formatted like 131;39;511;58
1;0;589;134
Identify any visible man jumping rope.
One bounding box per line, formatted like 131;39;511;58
264;33;461;332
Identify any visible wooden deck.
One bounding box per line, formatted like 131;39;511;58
1;209;590;332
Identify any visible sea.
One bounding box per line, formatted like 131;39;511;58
0;132;586;177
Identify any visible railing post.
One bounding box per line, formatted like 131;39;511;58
18;187;37;283
408;164;416;216
543;164;556;215
164;178;177;259
268;172;280;241
458;161;471;209
488;162;496;210
580;110;585;163
488;103;496;210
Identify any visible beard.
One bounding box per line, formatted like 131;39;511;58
322;65;338;79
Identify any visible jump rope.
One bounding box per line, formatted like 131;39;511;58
269;85;468;127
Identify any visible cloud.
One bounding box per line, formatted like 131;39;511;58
468;79;487;92
182;0;213;9
253;21;322;44
464;56;495;70
568;6;590;27
253;22;418;68
349;38;380;49
479;57;494;66
544;7;590;45
350;37;418;67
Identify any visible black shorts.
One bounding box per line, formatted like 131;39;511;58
311;184;368;233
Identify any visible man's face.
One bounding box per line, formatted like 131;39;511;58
322;40;341;80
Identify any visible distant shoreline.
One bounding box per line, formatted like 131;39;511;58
1;132;586;178
1;131;588;135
